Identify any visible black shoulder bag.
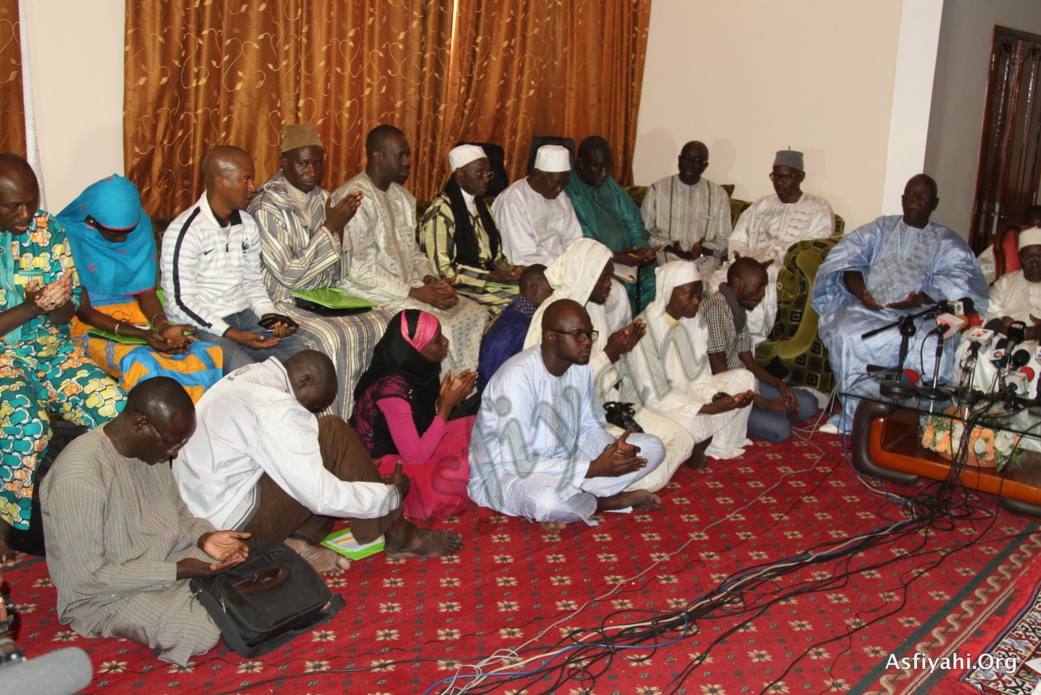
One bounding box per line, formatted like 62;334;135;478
190;541;345;657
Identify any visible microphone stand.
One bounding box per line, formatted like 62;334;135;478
918;329;952;400
861;304;942;340
957;342;984;406
878;315;919;399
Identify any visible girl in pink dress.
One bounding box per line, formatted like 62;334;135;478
350;309;477;519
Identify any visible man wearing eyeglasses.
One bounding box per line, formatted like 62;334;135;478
720;149;835;348
420;144;523;313
469;299;664;532
41;377;250;666
641;141;732;277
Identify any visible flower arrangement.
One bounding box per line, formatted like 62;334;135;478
920;407;1024;471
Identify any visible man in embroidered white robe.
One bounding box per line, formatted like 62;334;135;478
330;125;487;375
620;261;754;483
715;149;834;347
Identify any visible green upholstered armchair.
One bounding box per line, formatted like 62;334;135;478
755;235;843;392
730;198;752;228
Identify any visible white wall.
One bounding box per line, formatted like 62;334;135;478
634;0;911;231
24;0;125;211
924;0;1041;239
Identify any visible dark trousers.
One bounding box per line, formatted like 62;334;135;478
243;416;402;546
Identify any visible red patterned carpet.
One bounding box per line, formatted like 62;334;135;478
3;428;1040;695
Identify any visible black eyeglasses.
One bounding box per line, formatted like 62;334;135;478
147;419;191;452
769;172;796;182
549;329;599;343
679;156;707;165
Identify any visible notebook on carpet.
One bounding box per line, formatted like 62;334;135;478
320;528;385;560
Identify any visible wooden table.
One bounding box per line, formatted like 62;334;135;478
850;400;1041;518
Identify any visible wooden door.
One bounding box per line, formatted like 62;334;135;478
971;26;1041;254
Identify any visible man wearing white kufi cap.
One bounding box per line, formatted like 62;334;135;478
419;144;521;313
619;261;756;488
331;125;489;376
984;226;1041;331
493;144;632;331
952;225;1041;397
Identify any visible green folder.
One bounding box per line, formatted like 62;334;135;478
291;288;378;309
87;327;148;345
321;528;385;560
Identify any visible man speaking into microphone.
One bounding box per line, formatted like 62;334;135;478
810;174;988;434
955;226;1041;394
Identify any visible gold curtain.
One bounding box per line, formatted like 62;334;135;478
0;0;25;156
124;1;453;217
124;0;651;216
443;0;651;186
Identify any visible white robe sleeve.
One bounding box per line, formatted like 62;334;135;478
253;403;399;518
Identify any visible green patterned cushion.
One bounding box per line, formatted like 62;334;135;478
755;235;843;392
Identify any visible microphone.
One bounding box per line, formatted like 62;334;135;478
1011;349;1031;369
1007;371;1030;397
0;646;92;695
965;327;995;353
1008;320;1027;344
983;318;1005;333
1019;366;1036;382
928;313;968;339
938;297;976;315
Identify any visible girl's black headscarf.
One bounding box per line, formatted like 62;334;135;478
444;174;502;269
351;310;442;457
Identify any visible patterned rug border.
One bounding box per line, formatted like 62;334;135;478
855;515;1041;694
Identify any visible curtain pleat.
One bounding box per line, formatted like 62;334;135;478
124;0;650;217
0;0;25;157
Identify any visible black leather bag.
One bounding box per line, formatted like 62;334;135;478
190;541;344;657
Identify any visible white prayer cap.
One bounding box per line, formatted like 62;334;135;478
1020;226;1041;250
448;144;487;172
648;261;701;318
534;145;571;173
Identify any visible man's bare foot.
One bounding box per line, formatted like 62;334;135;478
685;438;711;470
684;449;707;470
539;521;566;534
596;490;661;513
384;520;463;558
285;537;351;576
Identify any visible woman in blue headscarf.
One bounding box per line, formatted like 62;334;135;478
58;175;222;402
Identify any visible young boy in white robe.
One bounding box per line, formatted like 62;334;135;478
620;261;755;481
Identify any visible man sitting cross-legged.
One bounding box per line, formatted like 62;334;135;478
701;257;818;443
41;377;250;666
469;299;664;533
175;349;462;574
620;261;755;472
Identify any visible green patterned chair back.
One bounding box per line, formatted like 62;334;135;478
834;214;845;236
730;199;753;228
755;235;844;392
625;185;648;208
